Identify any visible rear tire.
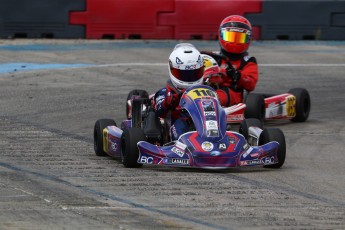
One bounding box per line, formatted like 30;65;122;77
121;128;146;168
288;88;311;122
126;89;149;119
131;98;144;128
239;118;263;140
259;128;286;168
245;93;265;121
94;119;117;156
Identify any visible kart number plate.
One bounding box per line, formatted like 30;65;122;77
187;88;217;100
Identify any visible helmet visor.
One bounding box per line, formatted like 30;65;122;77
170;66;204;83
220;28;250;44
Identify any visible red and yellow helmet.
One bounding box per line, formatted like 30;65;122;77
219;15;252;54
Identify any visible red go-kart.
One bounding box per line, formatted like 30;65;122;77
201;52;311;124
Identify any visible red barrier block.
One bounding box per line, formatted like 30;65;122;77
70;0;174;39
158;0;262;40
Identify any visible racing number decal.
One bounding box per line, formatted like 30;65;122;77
286;95;296;117
187;88;217;100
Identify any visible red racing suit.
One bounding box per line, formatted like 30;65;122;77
213;51;259;107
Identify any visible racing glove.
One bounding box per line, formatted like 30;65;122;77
164;91;179;109
226;66;241;84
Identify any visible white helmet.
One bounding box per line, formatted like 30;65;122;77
168;43;204;90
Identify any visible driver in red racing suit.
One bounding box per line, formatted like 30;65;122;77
154;43;204;141
202;15;258;107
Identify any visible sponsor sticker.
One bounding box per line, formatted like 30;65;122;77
227;114;244;121
111;142;118;151
262;156;275;165
286;95;296;117
201;141;214;151
210;151;221;156
170;126;178;140
185;64;197;70
175;141;187;150
176;57;183;64
228;28;251;35
155;95;165;104
243;55;251;62
139;156;154;164
164;158;190;165
218;143;227;151
207;130;219;137
171;147;185;157
206;120;218;129
242;146;253;158
240;159;261;166
228;137;236;144
204;111;216;116
250;153;259;158
202;100;213;106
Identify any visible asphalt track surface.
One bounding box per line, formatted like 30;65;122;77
0;39;345;230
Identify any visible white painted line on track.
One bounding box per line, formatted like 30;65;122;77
260;63;345;67
65;63;345;72
1;63;345;76
0;183;52;204
84;63;345;68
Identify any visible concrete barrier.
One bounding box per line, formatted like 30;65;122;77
246;1;345;40
0;0;85;38
1;0;344;40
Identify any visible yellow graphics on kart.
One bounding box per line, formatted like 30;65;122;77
285;95;296;117
186;87;218;101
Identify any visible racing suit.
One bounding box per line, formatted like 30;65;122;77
213;49;259;107
154;80;190;141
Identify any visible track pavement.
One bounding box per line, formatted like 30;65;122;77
0;40;345;229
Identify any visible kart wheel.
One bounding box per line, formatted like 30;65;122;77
245;93;265;121
259;128;286;168
94;119;117;156
288;88;311;122
239;118;263;140
126;89;149;119
121;128;146;168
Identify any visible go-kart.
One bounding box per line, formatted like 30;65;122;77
201;52;311;123
94;85;286;169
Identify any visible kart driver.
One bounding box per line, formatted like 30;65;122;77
202;15;258;107
154;43;204;141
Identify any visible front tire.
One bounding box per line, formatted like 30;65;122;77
121;128;146;168
259;128;286;168
288;88;311;122
94;119;117;156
